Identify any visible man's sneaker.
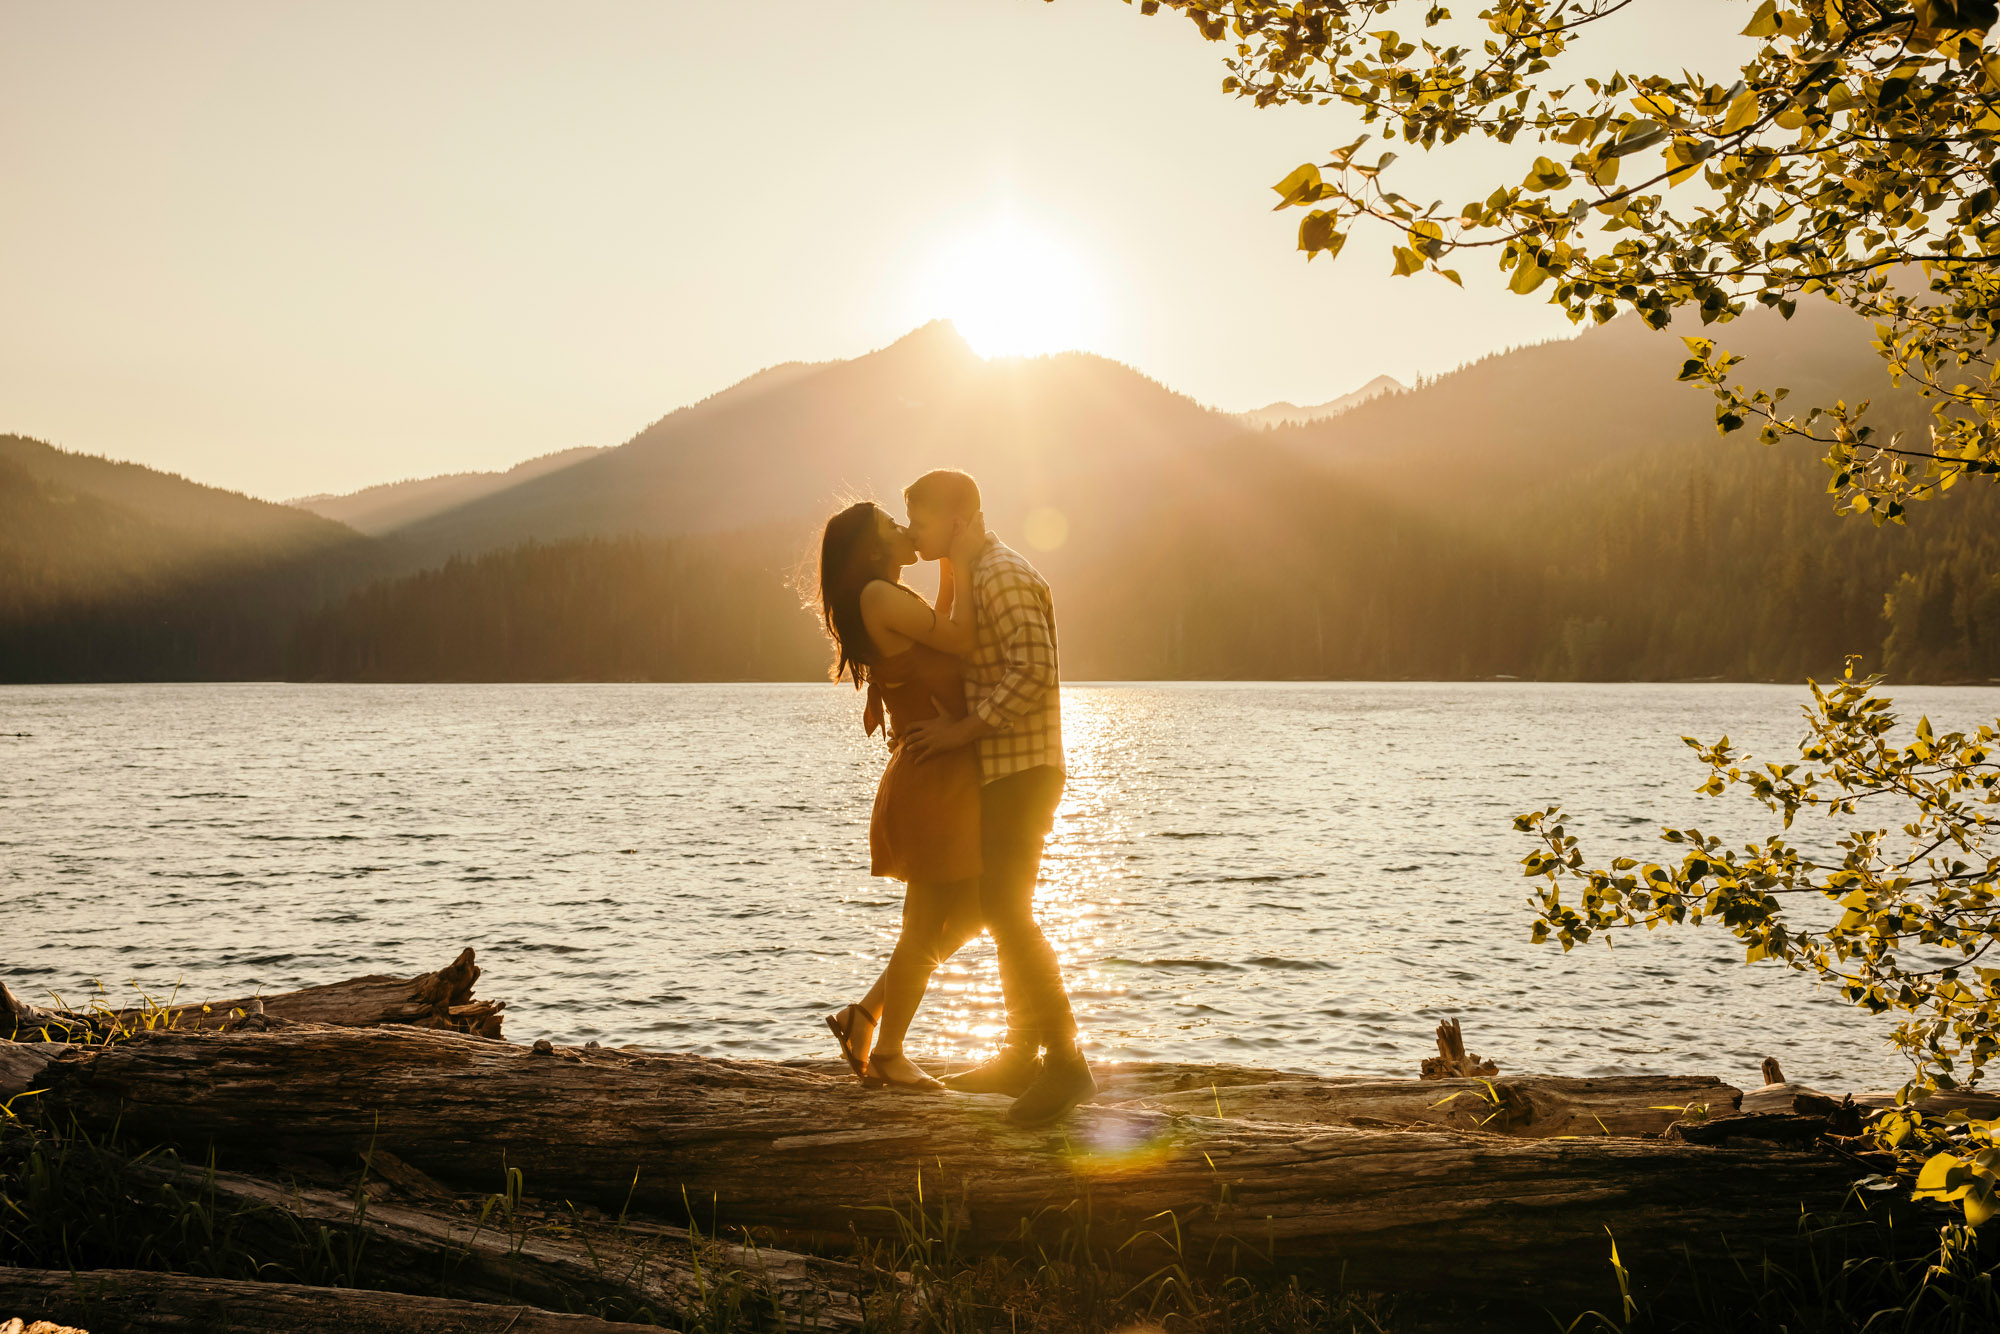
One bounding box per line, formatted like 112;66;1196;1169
1005;1050;1096;1127
943;1045;1042;1097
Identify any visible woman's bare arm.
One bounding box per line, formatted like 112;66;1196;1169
861;579;976;656
934;558;956;618
942;556;974;645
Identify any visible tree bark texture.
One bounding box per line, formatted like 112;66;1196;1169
28;1024;1876;1304
0;1268;667;1334
116;1157;871;1331
792;1057;1737;1137
1095;1067;1739;1138
0;1042;63;1100
2;950;503;1041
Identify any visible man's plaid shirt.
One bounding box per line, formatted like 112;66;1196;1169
963;537;1064;785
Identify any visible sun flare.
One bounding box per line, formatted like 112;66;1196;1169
913;217;1102;359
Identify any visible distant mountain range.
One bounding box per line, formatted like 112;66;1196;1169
288;447;605;536
5;308;1996;684
347;321;1246;578
1237;374;1402;429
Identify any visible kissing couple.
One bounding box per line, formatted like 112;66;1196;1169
814;468;1095;1128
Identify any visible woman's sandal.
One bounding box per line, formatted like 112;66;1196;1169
864;1051;947;1093
824;1003;878;1082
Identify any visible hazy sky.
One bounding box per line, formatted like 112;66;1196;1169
1;1;1742;500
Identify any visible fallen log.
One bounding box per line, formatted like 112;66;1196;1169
1668;1113;1835;1145
1738;1078;2000;1122
2;949;503;1041
0;1042;63;1100
1099;1069;1736;1139
0;1268;665;1334
118;1156;872;1330
28;1024;1878;1306
794;1057;1739;1138
0;984;72;1044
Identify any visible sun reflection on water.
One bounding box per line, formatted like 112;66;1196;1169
902;689;1136;1061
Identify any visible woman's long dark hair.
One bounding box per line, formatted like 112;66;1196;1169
819;501;892;687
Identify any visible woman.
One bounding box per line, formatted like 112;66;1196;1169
817;501;986;1091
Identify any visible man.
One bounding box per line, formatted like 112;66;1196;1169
900;468;1095;1127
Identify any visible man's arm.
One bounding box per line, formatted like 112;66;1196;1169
900;699;993;762
903;557;1054;763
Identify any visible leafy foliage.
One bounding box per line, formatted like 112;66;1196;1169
1141;0;2000;519
1518;665;2000;1219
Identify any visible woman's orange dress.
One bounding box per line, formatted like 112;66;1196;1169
867;643;982;884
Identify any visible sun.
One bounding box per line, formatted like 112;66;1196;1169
913;217;1103;359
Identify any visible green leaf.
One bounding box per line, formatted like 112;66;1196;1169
1917;1;1999;33
1722;87;1760;134
1917;1151;1961;1193
1271;164;1326;210
1602;123;1667;160
1297;210;1346;259
1965;1176;2000;1227
1522;156;1570;191
1508;261;1551;294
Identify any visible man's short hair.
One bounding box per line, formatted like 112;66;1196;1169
904;469;981;518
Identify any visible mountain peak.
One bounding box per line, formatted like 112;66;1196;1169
1238;374;1402;429
875;319;978;363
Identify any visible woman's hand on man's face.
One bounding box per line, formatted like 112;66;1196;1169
948;512;986;568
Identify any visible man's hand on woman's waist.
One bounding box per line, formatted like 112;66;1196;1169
902;700;993;763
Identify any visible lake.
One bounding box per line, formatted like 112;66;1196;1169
7;681;1997;1090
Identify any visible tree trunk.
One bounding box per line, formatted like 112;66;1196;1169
795;1057;1739;1137
1106;1071;1737;1138
0;1268;666;1334
115;1157;873;1331
2;949;503;1041
29;1023;1876;1305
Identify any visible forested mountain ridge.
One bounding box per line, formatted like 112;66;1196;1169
290;531;826;683
374;321;1246;572
0;435;378;679
0;435;364;611
7;307;2000;684
3;434;357;556
288;446;605;536
1274;299;1931;497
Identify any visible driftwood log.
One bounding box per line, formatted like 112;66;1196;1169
0;1268;666;1334
1107;1071;1734;1138
26;1023;1875;1305
116;1156;873;1330
1084;1058;1737;1136
0;1041;63;1100
1419;1017;1499;1080
1;949;503;1041
1738;1078;2000;1121
787;1057;1740;1139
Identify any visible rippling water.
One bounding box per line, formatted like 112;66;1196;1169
7;681;1997;1089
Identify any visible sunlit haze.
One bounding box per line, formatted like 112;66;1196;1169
1;0;1742;499
912;215;1105;359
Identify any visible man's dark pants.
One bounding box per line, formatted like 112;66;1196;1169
978;764;1076;1048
